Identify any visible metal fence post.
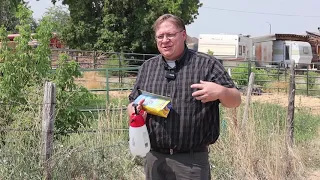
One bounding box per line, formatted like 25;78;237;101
106;68;109;103
285;67;288;93
306;68;309;96
248;58;252;84
118;52;123;87
278;64;281;93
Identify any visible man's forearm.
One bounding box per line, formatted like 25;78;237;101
219;88;241;108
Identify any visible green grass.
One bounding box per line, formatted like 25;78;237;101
251;102;319;143
295;107;320;142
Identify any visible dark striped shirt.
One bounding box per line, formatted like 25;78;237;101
129;48;236;151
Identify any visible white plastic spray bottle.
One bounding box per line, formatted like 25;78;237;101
129;105;150;157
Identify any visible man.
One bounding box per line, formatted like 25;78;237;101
127;14;241;180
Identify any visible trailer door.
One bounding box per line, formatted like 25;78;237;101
284;44;291;61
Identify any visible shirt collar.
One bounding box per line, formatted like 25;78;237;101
160;45;188;70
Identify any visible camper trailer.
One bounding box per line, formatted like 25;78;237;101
252;34;313;67
198;34;252;61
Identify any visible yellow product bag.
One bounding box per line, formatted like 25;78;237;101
133;90;172;118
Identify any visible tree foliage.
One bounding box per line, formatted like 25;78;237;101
51;0;202;53
42;5;70;35
0;0;23;31
0;4;95;140
41;5;70;46
57;0;104;50
0;0;38;32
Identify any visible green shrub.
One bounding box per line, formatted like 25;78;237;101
53;54;96;136
207;49;214;55
305;71;319;89
0;5;95;139
231;63;270;87
101;53;129;76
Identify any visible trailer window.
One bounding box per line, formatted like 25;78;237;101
285;45;290;60
239;45;242;55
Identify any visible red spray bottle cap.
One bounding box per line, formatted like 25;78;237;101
130;104;145;127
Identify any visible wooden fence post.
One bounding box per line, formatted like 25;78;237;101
242;72;255;130
41;81;56;180
287;60;295;147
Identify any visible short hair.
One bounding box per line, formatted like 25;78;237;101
152;14;186;32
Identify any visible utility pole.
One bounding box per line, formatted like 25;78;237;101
266;22;272;34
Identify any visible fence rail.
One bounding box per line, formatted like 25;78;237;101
70;59;320;101
48;50;320;114
220;59;320;97
46;57;318;118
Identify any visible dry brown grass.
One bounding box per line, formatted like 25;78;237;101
75;71;106;89
230;93;320;179
109;91;131;98
264;81;290;93
211;104;306;180
299;126;320;180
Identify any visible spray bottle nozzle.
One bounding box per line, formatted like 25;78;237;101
133;104;138;114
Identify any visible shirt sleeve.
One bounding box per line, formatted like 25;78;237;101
128;63;145;102
208;57;236;89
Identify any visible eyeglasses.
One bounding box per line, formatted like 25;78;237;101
155;30;184;41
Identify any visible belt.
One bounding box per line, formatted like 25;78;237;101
151;146;208;155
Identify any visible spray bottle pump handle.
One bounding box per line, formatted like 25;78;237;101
133;104;138;114
130;104;145;127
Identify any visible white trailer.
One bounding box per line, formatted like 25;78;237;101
252;34;313;67
198;34;252;61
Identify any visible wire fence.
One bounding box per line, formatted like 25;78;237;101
1;50;320;179
50;50;320;101
1;79;320;179
0;83;141;179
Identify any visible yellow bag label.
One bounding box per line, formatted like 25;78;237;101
133;90;172;118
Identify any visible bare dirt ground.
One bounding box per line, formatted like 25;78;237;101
247;93;320;115
308;166;320;179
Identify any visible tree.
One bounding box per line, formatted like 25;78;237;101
0;4;95;142
55;0;104;50
96;0;202;53
51;0;202;53
41;5;70;46
0;0;24;32
0;0;38;33
42;5;70;34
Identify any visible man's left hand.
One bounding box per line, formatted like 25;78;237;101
190;80;225;103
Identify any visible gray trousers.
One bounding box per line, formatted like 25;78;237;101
144;150;211;180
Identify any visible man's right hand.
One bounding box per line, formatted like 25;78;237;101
127;99;147;121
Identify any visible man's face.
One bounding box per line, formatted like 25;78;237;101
155;20;186;60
